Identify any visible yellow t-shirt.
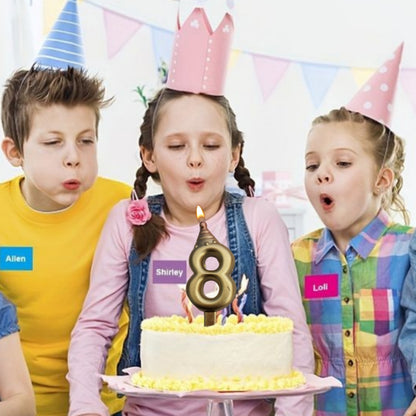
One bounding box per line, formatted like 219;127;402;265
0;176;131;416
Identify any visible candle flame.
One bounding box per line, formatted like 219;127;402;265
196;205;205;221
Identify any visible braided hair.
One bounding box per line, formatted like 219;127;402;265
132;88;256;258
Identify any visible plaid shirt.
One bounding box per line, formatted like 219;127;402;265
292;210;414;416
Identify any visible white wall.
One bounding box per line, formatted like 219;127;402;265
1;0;416;236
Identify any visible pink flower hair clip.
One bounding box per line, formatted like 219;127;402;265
126;190;152;226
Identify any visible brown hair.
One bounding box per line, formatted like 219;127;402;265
1;65;112;154
132;88;255;259
311;107;409;224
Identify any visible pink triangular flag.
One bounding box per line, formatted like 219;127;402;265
253;54;290;101
103;8;142;59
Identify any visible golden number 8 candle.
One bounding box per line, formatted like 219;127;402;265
186;206;237;326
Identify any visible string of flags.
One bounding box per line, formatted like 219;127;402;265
36;0;416;113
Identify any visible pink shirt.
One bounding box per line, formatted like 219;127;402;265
67;196;314;416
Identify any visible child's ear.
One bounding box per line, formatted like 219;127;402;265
140;146;157;173
374;167;394;195
1;137;23;167
229;144;241;172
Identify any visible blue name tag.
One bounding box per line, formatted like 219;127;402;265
0;247;33;271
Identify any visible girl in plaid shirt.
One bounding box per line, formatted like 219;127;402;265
292;106;414;416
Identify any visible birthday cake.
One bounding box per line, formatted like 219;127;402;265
131;314;305;391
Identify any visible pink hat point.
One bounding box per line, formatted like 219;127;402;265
166;1;234;95
346;42;404;129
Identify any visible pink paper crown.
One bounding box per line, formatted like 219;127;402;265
346;42;404;129
166;7;234;95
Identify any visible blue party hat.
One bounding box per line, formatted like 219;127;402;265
35;0;85;69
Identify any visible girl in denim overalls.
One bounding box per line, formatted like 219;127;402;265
68;88;314;416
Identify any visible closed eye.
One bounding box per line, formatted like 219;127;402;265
80;137;96;145
168;144;185;150
44;139;61;146
305;164;318;171
204;144;220;150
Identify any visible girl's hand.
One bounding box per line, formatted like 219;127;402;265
404;397;416;416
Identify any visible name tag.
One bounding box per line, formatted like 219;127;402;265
0;247;33;271
153;260;187;284
304;273;339;299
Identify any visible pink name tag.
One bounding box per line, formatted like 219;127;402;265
304;273;339;299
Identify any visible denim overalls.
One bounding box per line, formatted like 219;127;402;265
118;192;263;373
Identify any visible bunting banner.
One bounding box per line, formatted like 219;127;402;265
43;0;66;34
351;67;376;90
300;63;339;108
34;0;416;115
150;26;174;70
252;54;290;101
103;8;142;59
228;49;241;70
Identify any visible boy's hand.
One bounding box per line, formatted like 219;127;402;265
404;397;416;416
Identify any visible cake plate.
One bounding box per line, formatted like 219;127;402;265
101;368;342;416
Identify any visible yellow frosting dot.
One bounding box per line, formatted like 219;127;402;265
131;370;306;392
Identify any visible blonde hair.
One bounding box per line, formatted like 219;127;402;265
311;107;409;224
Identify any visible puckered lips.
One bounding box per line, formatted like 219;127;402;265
187;177;205;192
320;193;334;211
63;179;81;191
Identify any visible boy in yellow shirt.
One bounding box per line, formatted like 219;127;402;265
0;65;130;416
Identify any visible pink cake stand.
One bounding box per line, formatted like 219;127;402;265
101;368;342;416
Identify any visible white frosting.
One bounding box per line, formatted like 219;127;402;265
141;330;293;379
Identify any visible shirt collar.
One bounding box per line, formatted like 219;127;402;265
314;210;391;263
